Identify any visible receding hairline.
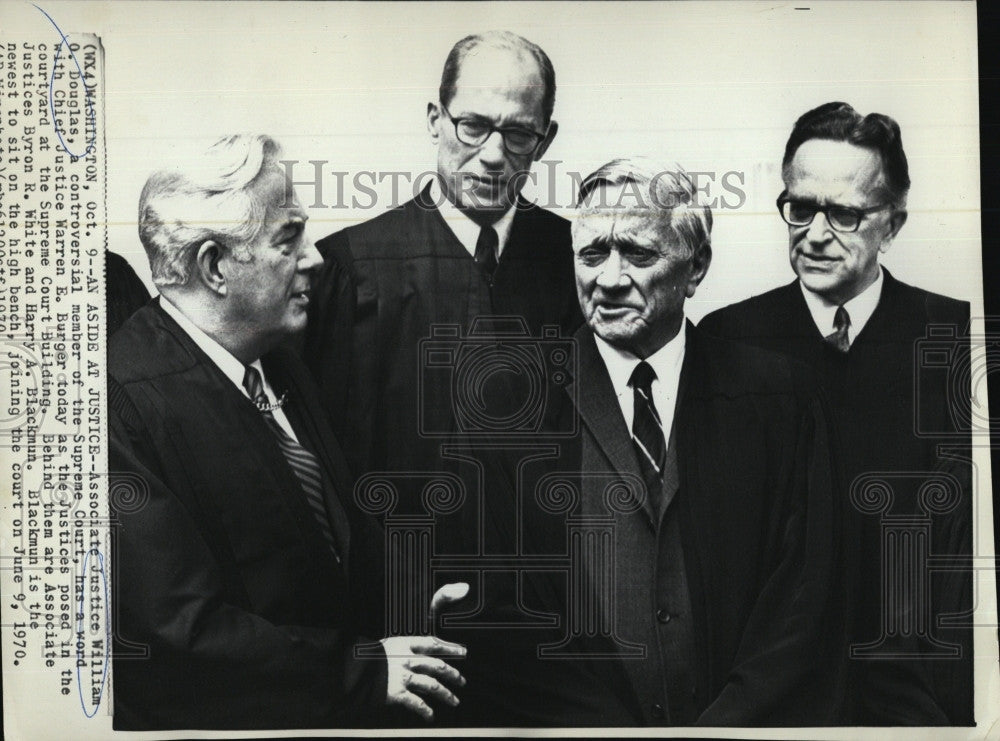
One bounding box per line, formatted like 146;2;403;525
440;31;556;123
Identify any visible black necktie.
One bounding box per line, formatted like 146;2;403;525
629;361;667;509
824;305;851;353
475;225;499;282
243;365;340;562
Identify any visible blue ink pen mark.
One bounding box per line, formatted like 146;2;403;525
32;4;97;158
76;548;110;718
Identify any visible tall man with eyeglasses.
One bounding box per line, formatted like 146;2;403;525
305;30;578;477
700;102;973;725
303;32;630;726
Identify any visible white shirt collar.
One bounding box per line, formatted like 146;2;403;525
159;295;299;439
800;266;884;346
592;321;687;439
160;295;250;390
429;177;517;258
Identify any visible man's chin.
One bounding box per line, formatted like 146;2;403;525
283;313;309;336
795;269;844;298
592;323;641;353
459;193;515;216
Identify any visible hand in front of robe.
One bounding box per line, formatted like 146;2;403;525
381;582;470;721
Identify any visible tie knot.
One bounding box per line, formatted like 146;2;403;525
833;305;851;332
629;360;657;393
242;364;268;406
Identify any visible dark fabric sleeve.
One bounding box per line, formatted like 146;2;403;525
302;233;356;417
108;379;387;730
928;455;975;725
106;251;151;338
695;391;846;726
429;440;638;727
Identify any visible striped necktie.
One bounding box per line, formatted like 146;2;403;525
629;360;667;510
242;365;340;562
824;305;851;353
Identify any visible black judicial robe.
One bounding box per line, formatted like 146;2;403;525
106;250;150;337
109;302;387;730
304;183;583;480
699;270;974;725
303;185;613;726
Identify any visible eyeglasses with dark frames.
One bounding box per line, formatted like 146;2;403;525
777;195;892;233
441;103;548;156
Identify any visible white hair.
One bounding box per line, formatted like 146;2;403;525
576;156;712;259
137;134;282;288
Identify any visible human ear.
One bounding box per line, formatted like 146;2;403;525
194;240;227;296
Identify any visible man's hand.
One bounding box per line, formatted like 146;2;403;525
382;582;470;721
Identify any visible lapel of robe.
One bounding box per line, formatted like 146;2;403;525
784;279;826;340
145;302;347;579
263;352;352;570
847;269;911;394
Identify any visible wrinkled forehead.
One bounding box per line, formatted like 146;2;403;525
784;139;887;199
572;185;670;249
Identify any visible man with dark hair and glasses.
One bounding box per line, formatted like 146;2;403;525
700;102;973;725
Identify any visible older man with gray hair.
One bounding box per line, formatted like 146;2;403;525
564;157;845;725
109;134;467;730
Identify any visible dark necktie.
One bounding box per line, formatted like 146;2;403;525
824;305;852;353
629;361;667;510
474;225;499;283
242;365;340;562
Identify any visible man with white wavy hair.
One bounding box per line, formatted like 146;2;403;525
566;157;845;725
109;134;468;730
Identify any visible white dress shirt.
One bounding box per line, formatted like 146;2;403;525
800;266;884;347
159;296;299;440
593;321;687;445
429;177;517;259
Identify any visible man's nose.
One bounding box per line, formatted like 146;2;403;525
477;130;507;167
805;210;834;244
298;238;323;273
595;251;628;289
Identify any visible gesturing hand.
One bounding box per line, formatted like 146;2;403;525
381;582;470;721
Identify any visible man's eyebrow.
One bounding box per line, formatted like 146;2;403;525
500;118;539;130
613;238;657;253
451;109;494;123
462;109;538;127
504;113;544;130
577;237;612;251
